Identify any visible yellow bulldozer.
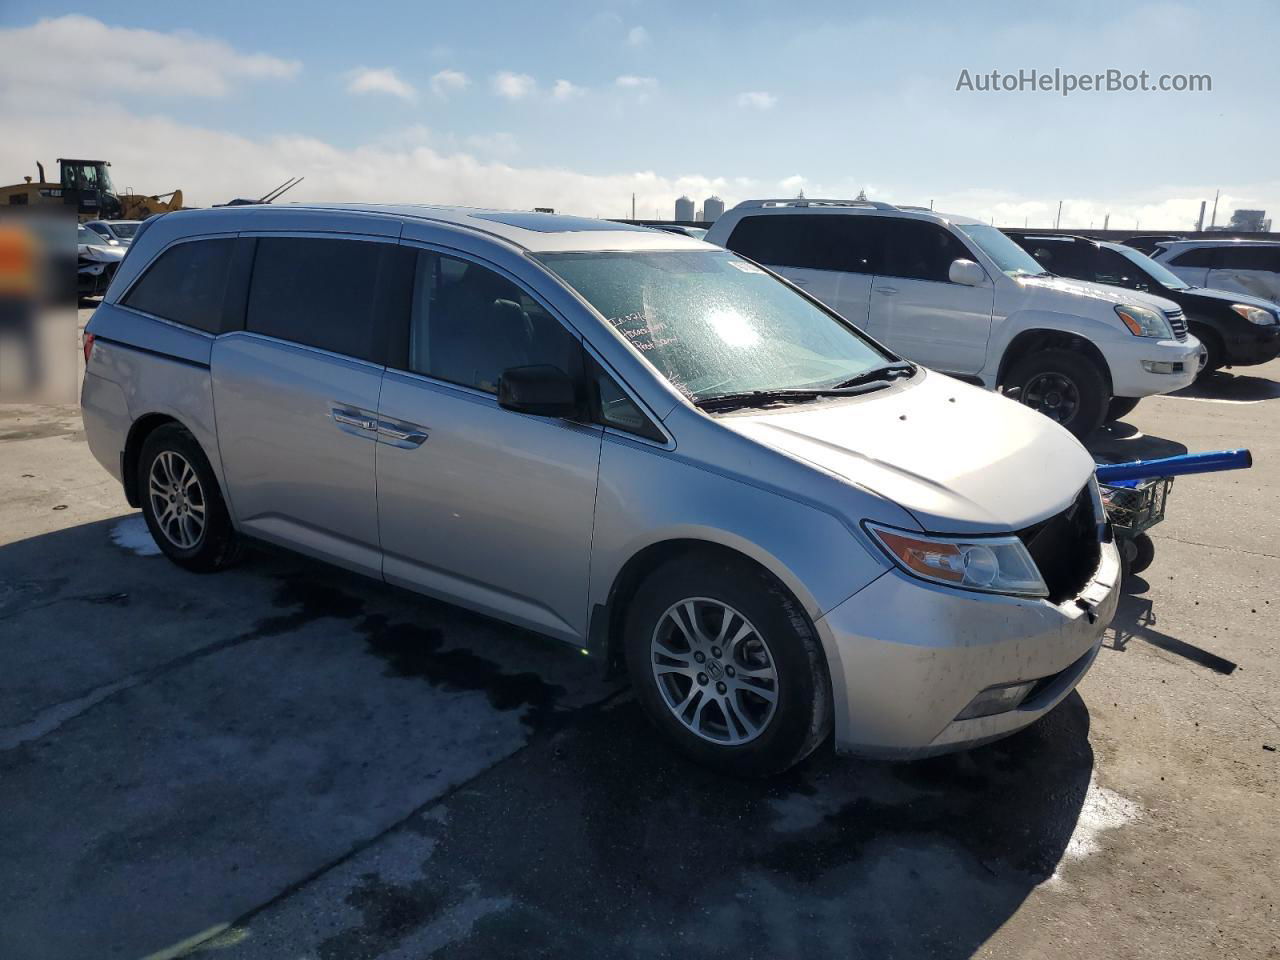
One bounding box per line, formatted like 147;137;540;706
1;159;183;221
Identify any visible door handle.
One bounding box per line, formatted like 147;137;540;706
377;421;429;446
875;286;899;295
332;409;377;431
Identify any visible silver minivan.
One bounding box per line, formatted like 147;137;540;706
82;204;1120;775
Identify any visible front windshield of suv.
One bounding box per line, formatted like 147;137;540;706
1110;243;1189;290
108;221;140;239
955;223;1048;278
537;249;891;401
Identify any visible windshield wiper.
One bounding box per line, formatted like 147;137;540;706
832;361;916;389
694;381;893;412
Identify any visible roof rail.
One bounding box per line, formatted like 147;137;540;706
733;198;899;211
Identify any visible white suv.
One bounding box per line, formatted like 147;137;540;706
706;200;1203;436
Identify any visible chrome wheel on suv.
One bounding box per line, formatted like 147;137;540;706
650;598;779;745
148;450;207;549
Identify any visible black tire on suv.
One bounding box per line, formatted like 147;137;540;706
624;552;832;777
1004;348;1109;439
138;423;243;573
1106;396;1141;422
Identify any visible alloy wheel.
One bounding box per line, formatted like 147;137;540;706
1021;371;1081;425
147;450;207;549
650;597;779;745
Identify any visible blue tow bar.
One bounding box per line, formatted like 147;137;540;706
1094;449;1253;485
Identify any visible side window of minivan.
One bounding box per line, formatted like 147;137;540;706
880;220;973;283
122;237;235;333
245;237;385;361
1169;247;1217;268
407;251;580;394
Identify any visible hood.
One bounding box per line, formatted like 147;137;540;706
79;243;126;262
720;371;1094;534
1019;274;1181;313
1179;285;1279;312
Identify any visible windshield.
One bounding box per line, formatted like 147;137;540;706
537;250;891;401
1110;243;1189;289
955;223;1047;278
77;224;105;246
109;221;140;239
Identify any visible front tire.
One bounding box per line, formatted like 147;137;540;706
1193;326;1224;377
138;423;242;573
1005;348;1108;439
624;553;832;777
1106;396;1140;422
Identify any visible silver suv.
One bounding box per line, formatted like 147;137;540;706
82;204;1119;775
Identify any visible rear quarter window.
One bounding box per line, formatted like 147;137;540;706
122;237;235;334
1169;247;1217;268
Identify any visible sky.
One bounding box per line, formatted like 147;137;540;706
2;0;1277;229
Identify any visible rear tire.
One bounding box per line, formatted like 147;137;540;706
1106;396;1140;422
624;552;832;777
138;423;242;573
1005;349;1108;440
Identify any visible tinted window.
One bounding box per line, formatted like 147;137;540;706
1095;248;1150;287
408;252;579;394
246;237;384;360
725;214;883;273
725;215;824;269
589;356;663;441
1169;247;1217;268
882;220;973;282
123;238;234;334
1217;246;1280;271
1016;238;1094;280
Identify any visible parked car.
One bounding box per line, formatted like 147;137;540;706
1151;239;1280;306
84;219;143;246
705;199;1202;438
77;222;125;296
1007;232;1280;379
83;204;1120;776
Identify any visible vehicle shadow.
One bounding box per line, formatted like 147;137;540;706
1086;420;1189;462
1171;369;1280;403
0;515;1100;960
349;693;1097;960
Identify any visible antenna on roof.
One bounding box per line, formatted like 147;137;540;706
259;177;304;204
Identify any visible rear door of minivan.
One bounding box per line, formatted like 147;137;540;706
866;218;994;374
211;230;402;577
721;213;876;328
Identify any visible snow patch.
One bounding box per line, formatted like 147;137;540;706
110;515;161;556
1047;773;1141;885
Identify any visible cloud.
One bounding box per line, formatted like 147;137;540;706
627;26;650;47
491;71;536;100
736;91;778;110
552;79;585;101
0;14;299;98
429;69;469;100
1;99;745;217
346;67;416;101
615;75;657;90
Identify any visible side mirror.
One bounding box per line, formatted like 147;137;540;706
498;365;580;418
948;258;987;287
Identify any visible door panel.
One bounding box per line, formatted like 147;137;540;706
866;220;994;373
377;371;602;641
212;333;383;574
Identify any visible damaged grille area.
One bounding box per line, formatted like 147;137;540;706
1017;484;1101;603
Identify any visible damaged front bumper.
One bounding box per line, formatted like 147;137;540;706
815;538;1120;758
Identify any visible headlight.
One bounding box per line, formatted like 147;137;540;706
1115;303;1174;338
865;523;1048;598
1230;304;1277;325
